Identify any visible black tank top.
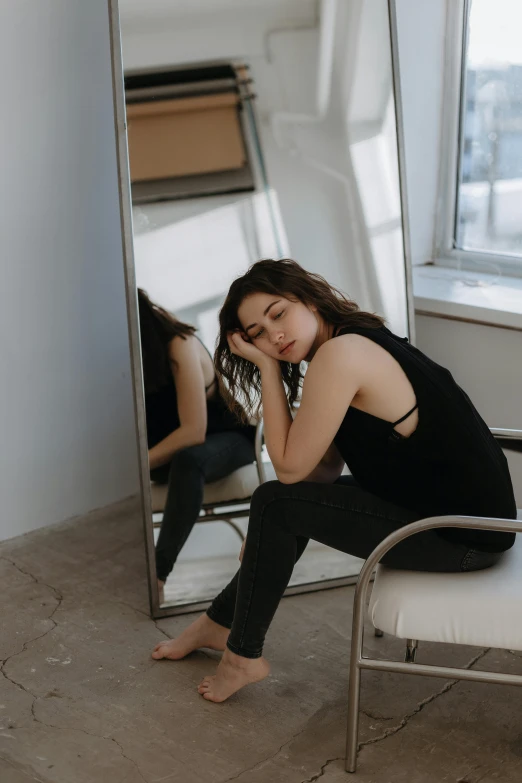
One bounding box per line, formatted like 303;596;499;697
333;326;516;553
145;338;255;449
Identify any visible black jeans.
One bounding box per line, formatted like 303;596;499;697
206;476;504;659
150;431;255;582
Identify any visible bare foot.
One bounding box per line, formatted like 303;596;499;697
151;613;229;661
197;647;270;702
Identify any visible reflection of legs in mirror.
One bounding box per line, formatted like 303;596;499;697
151;431;255;603
197;477;484;702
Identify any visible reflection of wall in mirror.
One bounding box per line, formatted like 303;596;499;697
121;0;410;338
132;190;289;351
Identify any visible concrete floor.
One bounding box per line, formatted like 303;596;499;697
1;498;521;783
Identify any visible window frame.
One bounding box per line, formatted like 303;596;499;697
434;0;522;279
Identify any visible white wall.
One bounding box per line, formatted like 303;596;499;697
0;1;140;540
416;316;522;503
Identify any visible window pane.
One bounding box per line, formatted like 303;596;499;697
456;0;522;258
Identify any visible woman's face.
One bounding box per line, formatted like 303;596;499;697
237;293;322;363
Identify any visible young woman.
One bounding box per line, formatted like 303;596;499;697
151;260;516;701
138;290;255;601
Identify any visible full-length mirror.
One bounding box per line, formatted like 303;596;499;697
118;0;412;616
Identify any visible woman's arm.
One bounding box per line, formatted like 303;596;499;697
302;441;345;484
259;339;359;483
228;332;360;484
148;336;208;471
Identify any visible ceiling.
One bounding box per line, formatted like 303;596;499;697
119;0;317;27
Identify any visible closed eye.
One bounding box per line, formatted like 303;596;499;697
252;311;284;339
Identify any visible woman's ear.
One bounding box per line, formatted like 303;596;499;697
309;303;318;312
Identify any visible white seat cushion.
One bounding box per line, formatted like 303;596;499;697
370;512;522;651
150;461;277;513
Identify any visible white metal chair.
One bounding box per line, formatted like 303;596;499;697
150;420;274;540
345;427;522;773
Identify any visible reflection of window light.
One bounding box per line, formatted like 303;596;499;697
132;188;289;321
350;97;401;231
250;191;290;259
133;203;251;313
197;305;221;354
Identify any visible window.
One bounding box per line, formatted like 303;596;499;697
455;0;522;261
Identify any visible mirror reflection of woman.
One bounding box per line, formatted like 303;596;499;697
151;260;516;702
138;290;255;603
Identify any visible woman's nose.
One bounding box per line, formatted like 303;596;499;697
269;329;284;345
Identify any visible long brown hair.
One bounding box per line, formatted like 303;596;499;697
214;259;385;423
137;289;196;394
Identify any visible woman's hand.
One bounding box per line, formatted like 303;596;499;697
227;331;275;369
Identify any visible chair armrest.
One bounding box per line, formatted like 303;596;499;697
490;428;522;441
491;428;522;452
354;513;522;626
254;418;267;484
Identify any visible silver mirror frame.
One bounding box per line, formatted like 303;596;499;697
107;0;415;619
388;0;416;344
108;0;159;617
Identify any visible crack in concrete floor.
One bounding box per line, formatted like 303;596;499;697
6;690;153;783
219;721;316;783
0;556;174;783
294;646;492;783
0;551;514;783
0;557;63;663
357;646;490;754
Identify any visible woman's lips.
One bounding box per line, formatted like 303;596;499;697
279;341;295;356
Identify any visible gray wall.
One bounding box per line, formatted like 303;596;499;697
0;1;140;540
416;315;522;505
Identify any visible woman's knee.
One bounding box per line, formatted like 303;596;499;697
250;480;288;518
168;445;204;479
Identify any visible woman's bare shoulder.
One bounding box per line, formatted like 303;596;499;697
310;333;385;383
314;332;370;363
167;334;198;362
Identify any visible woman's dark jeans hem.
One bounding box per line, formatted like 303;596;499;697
206;606;232;630
226;640;263;659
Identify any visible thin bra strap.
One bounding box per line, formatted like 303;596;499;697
392;403;418;427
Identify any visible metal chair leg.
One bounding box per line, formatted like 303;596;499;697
345;568;368;772
405;639;418;663
374;628;384;638
345;656;362;773
222;518;246;543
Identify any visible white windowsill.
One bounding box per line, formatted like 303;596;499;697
413;265;522;330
